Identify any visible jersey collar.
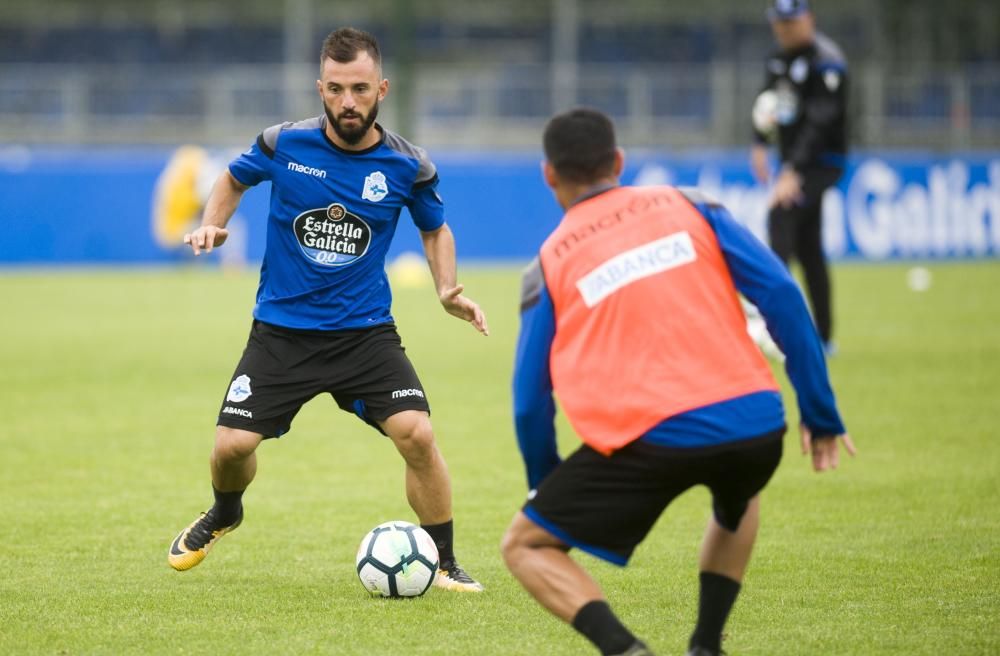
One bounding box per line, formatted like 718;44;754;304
568;183;621;208
319;116;386;156
780;40;817;59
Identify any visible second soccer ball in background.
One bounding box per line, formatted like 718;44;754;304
752;89;780;141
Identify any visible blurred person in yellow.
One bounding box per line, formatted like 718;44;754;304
152;145;247;270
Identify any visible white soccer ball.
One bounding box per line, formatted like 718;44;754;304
742;298;785;361
752;89;779;140
906;266;932;292
356;520;439;598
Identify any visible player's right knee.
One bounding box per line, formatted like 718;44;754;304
213;426;262;461
500;511;541;563
499;523;523;565
390;418;436;459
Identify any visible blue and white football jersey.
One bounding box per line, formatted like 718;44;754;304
228;116;445;331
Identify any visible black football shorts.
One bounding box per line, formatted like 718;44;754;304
523;429;784;565
216;320;430;438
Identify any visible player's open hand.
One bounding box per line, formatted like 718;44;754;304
439;284;489;336
800;424;856;472
183;225;229;255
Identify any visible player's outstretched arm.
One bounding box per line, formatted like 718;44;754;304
750;143;772;184
420;224;489;336
800;424;857;472
183;170;248;255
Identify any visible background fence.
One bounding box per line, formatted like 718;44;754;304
0;0;998;149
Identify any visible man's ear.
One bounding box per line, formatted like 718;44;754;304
378;78;389;102
542;160;559;190
612;147;625;178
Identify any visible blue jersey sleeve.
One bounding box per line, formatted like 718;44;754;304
512;259;560;489
228;133;275;187
691;195;846;437
407;176;446;232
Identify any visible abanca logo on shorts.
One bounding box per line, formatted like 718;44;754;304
293;203;372;267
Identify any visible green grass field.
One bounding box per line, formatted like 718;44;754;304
1;262;998;655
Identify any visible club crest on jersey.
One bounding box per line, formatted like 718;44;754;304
227;374;252;403
824;69;841;91
790;57;809;84
362;171;389;202
292;203;372;267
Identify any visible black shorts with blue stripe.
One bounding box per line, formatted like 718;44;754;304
524;428;784;565
216;320;430;438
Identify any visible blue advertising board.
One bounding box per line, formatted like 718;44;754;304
1;146;998;265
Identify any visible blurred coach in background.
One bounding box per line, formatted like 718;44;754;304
750;0;848;354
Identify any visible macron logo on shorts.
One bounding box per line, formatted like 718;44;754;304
576;231;697;308
391;388;425;400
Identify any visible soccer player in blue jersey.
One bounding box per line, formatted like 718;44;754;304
167;28;486;592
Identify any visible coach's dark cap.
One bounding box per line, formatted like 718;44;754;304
767;0;810;20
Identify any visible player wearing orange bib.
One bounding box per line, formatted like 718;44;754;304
502;108;855;656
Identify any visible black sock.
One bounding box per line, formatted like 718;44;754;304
211;485;244;526
689;571;742;653
420;519;455;564
572;600;639;656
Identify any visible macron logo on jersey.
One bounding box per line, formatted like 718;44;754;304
576;231;697;308
287;161;327;179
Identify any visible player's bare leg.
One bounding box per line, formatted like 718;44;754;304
687;496;761;656
381;410;483;592
501;511;603;619
168;427;261;571
698;495;760;581
502;512;650;655
211;426;263;493
381;410;451;523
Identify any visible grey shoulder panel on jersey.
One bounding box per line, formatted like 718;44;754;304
258;116;324;159
520;257;545;312
381;128;438;186
814;32;847;68
677;186;722;208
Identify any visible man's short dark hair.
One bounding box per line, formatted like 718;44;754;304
543;108;617;184
320;28;381;70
